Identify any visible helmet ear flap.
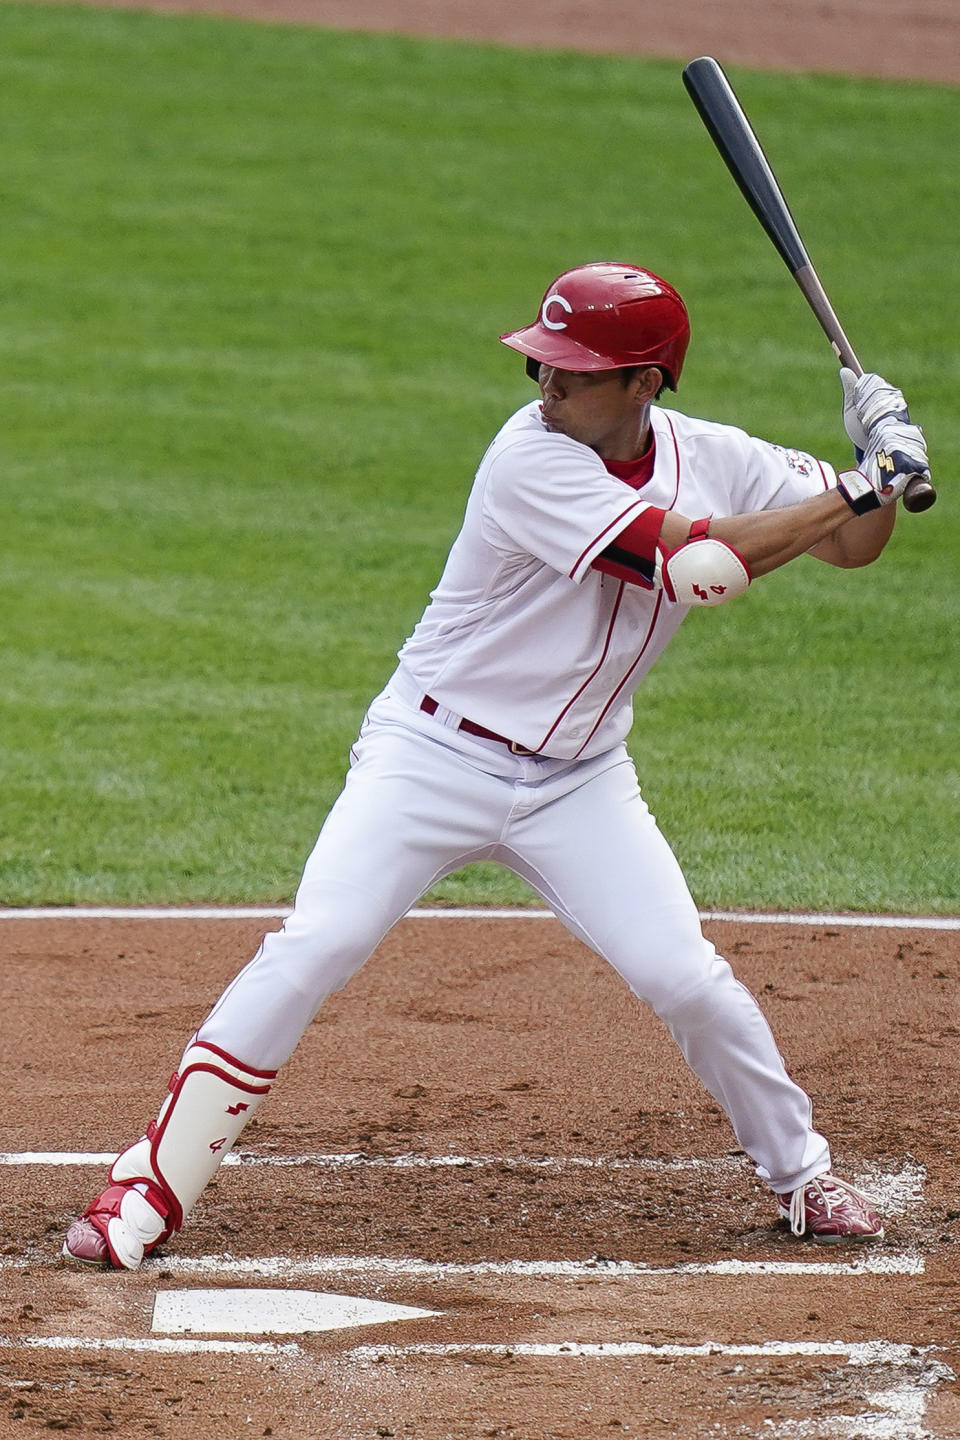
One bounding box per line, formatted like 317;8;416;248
525;355;541;382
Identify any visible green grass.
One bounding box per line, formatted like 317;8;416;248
0;3;957;909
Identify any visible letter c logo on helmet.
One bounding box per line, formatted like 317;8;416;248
541;294;573;331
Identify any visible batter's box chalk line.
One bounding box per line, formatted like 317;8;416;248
0;1251;926;1279
140;1250;925;1280
0;1334;302;1358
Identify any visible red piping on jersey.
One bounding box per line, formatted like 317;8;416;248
537;582;626;751
662;412;682;507
815;459;830;490
570;415;680;757
572;591;665;759
569;499;650;581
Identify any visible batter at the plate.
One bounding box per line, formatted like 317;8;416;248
64;262;931;1268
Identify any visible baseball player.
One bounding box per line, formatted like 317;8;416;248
64;263;930;1268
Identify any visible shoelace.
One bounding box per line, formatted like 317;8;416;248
786;1174;875;1236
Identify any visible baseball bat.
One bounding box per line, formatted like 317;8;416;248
682;55;936;513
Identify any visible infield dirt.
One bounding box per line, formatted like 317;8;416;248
3;914;960;1436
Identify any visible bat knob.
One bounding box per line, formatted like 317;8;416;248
902;475;937;513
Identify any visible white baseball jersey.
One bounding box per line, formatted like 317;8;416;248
397;400;835;759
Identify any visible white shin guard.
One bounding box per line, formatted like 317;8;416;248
110;1041;276;1245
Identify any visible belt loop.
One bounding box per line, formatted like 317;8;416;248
420;694;462;731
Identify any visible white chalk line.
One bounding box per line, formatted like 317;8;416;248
0;1249;922;1279
0;1334;301;1358
147;1252;924;1280
0;1335;947;1375
0;1247;925;1279
345;1339;943;1367
0;1148;753;1171
0;1148;928;1194
0;905;957;928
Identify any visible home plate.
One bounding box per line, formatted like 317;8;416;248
152;1288;440;1336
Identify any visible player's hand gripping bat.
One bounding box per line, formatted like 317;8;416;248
682;55;936;513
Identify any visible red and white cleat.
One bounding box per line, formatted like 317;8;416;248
62;1183;170;1271
777;1173;884;1243
63;1216;111;1266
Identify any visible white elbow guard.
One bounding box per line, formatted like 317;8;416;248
657;534;751;606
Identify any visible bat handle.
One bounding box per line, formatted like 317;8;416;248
835;357;936;512
845;363;937;513
794;267;937;513
847;353;938;513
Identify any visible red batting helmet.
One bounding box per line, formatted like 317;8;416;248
499;262;690;390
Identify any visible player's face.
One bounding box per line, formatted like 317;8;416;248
537;365;657;459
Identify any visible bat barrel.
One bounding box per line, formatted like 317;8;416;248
682;57;810;276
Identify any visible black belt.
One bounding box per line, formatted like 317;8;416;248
420;696;537;756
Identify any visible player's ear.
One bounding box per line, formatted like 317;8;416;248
631;366;663;404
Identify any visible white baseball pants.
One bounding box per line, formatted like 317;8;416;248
198;670;830;1194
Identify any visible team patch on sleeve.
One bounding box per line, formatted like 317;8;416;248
770;445;815;479
592;505;667;588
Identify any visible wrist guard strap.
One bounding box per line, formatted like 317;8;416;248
837;469;881;515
